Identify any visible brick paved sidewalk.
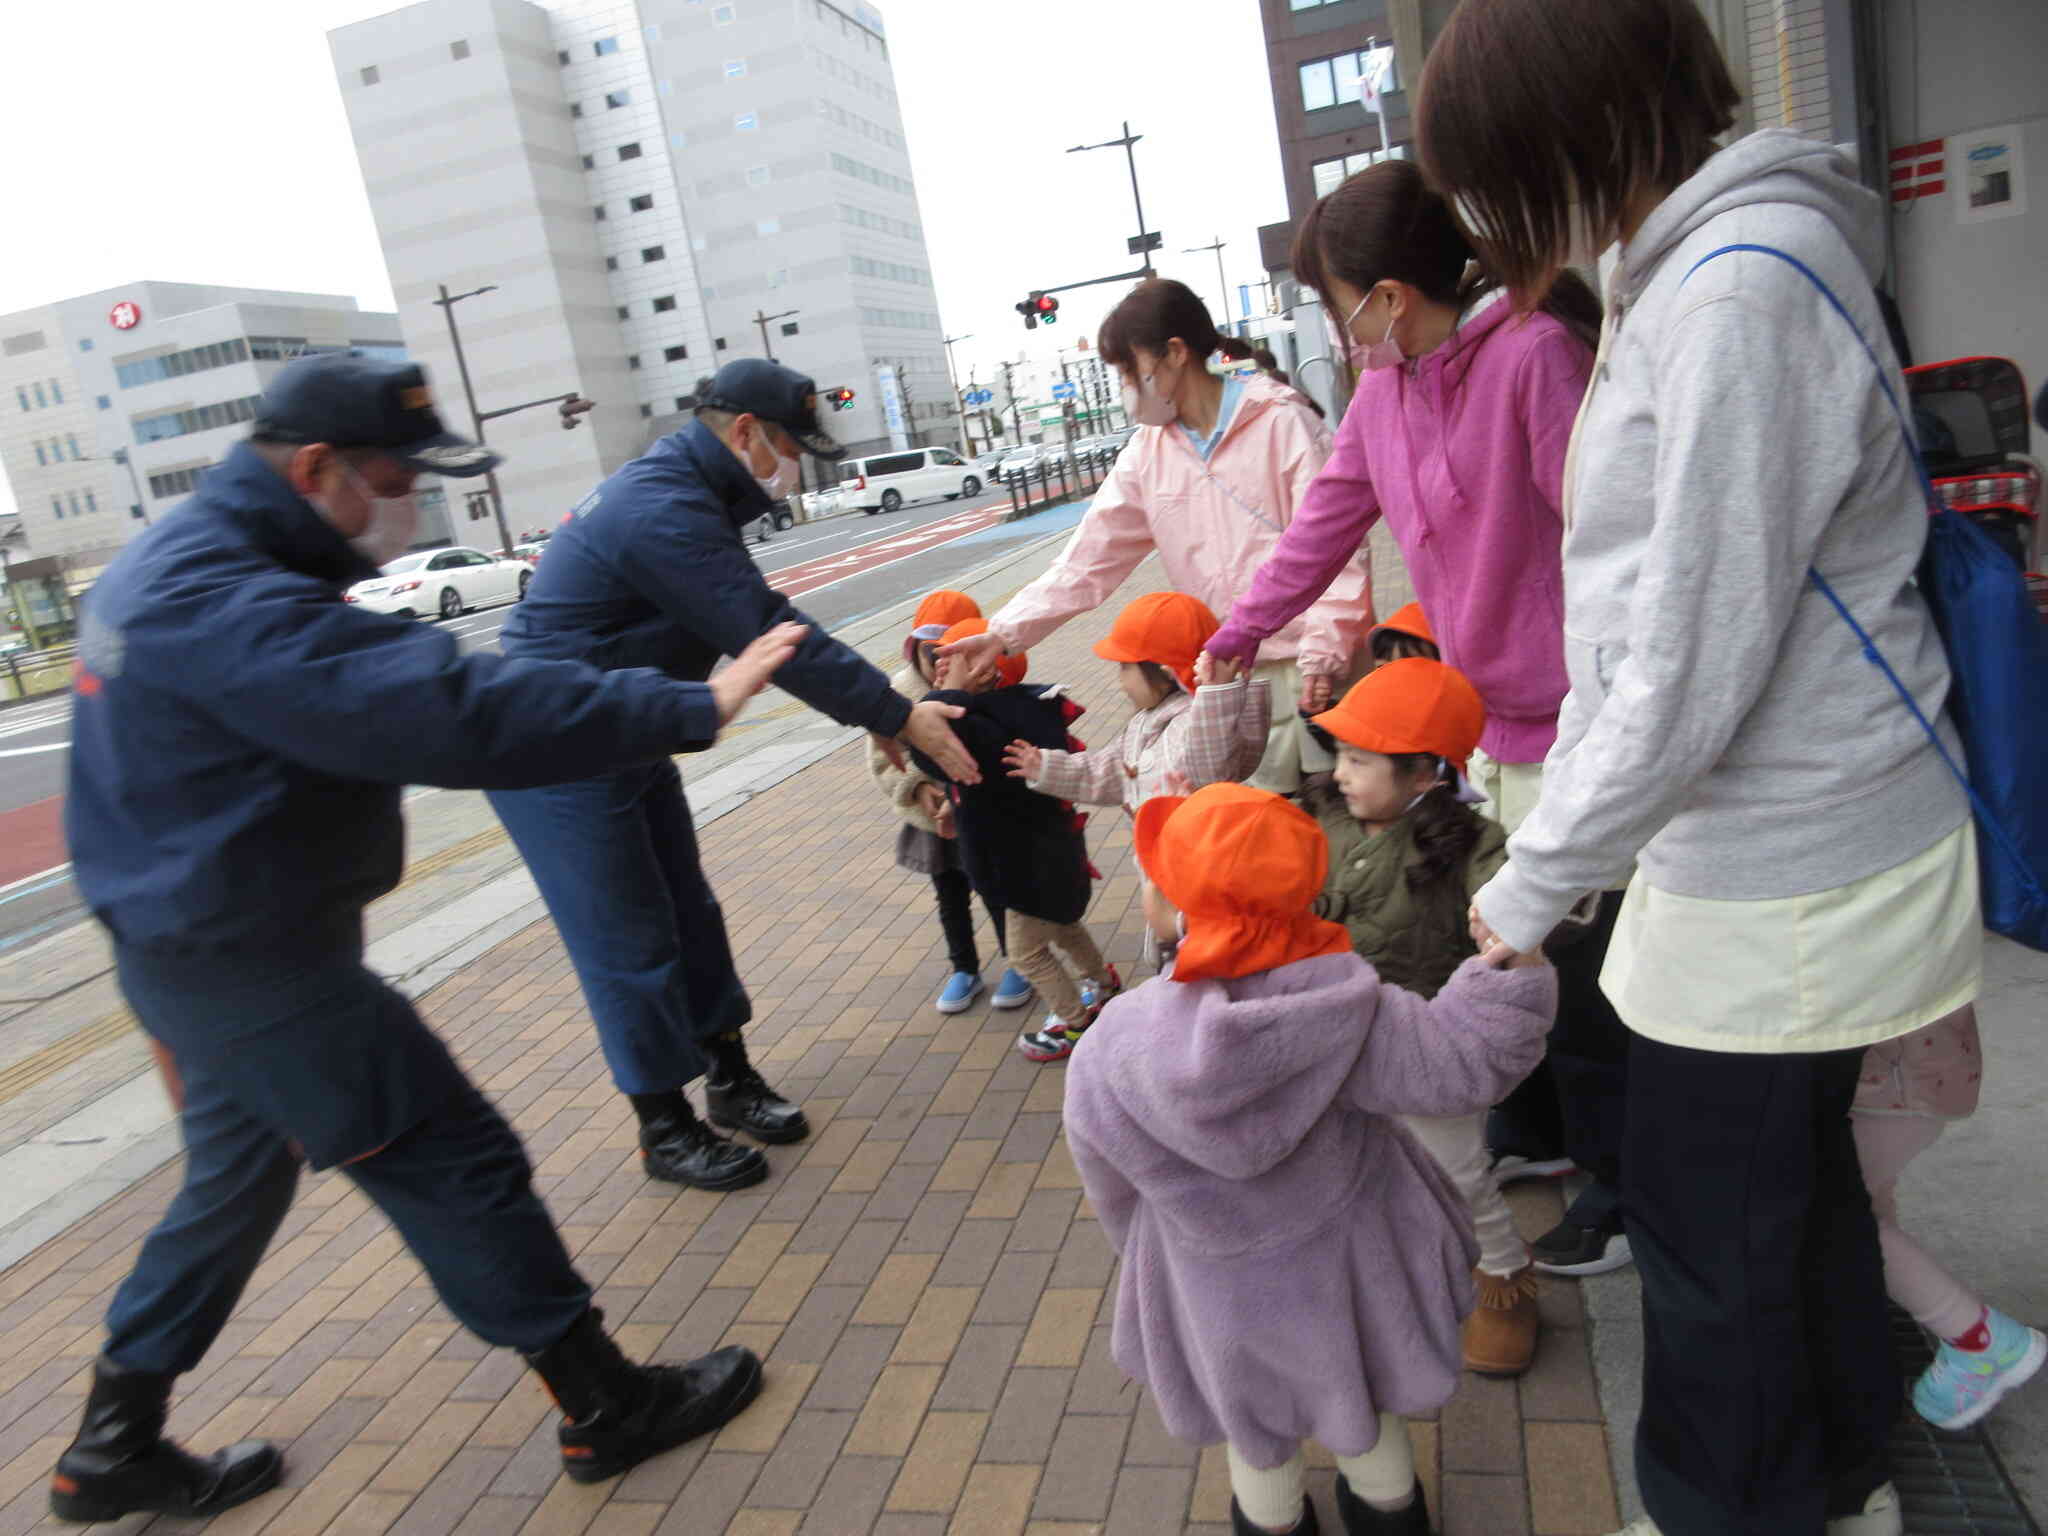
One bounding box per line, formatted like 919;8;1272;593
0;573;1621;1536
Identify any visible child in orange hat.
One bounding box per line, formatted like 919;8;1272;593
869;592;1034;1016
908;619;1122;1061
1001;592;1271;819
1063;783;1552;1536
1304;659;1548;1381
1368;602;1439;668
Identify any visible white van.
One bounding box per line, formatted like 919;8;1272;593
835;446;984;515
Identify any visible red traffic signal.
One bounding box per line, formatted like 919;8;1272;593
558;395;596;429
825;387;856;411
1034;293;1060;325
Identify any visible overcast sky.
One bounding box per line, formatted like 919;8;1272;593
0;0;1289;518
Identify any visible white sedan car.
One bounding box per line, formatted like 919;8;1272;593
345;546;531;621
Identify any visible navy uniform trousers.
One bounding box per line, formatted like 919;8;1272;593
103;931;591;1377
489;757;748;1096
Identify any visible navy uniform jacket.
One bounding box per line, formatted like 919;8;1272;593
501;419;913;736
67;444;722;1164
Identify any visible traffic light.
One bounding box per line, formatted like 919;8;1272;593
1015;297;1038;331
1035;293;1060;327
558;395;595;430
825;387;856;411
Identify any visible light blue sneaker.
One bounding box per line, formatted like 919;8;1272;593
1912;1307;2046;1431
990;968;1034;1010
934;971;984;1015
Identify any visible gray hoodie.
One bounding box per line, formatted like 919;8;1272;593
1477;131;1967;956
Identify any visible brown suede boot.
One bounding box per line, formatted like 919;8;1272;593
1462;1264;1540;1377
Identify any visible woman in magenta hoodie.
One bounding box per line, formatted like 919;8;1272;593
1205;161;1631;1291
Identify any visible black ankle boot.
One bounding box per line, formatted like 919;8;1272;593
1231;1495;1321;1535
702;1035;809;1145
638;1100;768;1191
51;1358;281;1523
1334;1474;1429;1534
523;1308;763;1483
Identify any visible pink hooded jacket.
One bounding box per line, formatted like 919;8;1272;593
1208;298;1592;763
990;374;1370;668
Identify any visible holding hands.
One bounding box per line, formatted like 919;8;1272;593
1469;903;1547;970
1002;739;1044;780
1193;651;1240;688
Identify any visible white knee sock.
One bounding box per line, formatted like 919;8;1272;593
1225;1446;1307;1531
1335;1414;1416;1508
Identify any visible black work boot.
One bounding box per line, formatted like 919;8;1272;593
51;1358;282;1523
1333;1474;1429;1535
1231;1494;1320;1535
524;1307;762;1483
638;1099;768;1191
703;1034;810;1145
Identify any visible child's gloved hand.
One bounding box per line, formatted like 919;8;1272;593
1003;740;1044;780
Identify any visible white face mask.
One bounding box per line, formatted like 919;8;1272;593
318;460;420;567
745;426;801;500
1122;364;1180;428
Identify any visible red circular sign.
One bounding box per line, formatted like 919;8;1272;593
109;301;142;331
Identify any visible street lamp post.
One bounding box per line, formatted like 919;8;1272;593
941;333;974;457
1069;122;1154;275
431;283;516;557
753;308;800;361
1184;237;1233;339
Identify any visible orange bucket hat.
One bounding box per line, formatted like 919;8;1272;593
1311;657;1485;774
939;618;1027;687
1092;592;1219;695
906;590;983;665
1371;601;1436;648
1134;783;1352;984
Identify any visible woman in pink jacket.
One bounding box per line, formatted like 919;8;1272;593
942;279;1371;792
1204;162;1628;1352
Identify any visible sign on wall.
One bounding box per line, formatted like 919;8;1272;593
1953;125;2027;225
875;363;910;451
109;301;142;331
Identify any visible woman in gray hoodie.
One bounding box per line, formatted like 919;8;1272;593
1416;3;1982;1535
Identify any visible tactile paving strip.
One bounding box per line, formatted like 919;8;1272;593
1890;1307;2042;1534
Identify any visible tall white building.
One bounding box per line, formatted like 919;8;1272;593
328;0;951;526
0;283;409;574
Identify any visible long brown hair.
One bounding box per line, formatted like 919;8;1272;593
1098;279;1222;373
1293;158;1600;353
1415;0;1738;304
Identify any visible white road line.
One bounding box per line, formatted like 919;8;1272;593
0;742;67;758
0;862;72;899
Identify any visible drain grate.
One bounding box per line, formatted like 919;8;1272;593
1890;1307;2042;1534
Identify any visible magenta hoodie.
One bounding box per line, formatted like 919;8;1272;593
1208;296;1592;763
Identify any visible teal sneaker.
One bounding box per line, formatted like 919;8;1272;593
1912;1308;2047;1431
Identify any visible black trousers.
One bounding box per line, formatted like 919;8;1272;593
1625;1033;1896;1535
933;866;1005;976
1492;890;1630;1221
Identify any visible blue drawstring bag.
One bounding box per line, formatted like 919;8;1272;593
1688;244;2048;950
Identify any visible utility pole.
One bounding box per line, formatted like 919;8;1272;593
432;283;515;557
1184;237;1233;338
941;333;974;457
1069;121;1155;276
753;308;800;361
998;360;1025;444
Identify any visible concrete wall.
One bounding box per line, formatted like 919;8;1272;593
1882;0;2048;389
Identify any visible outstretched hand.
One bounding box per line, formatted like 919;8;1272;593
710;622;807;727
904;699;979;783
1003;739;1044;780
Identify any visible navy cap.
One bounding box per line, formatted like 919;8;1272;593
696;358;847;461
252;353;500;478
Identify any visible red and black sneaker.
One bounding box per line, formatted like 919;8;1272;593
1017;1014;1089;1062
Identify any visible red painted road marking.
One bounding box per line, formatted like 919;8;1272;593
0;796;66;887
774;502;1011;601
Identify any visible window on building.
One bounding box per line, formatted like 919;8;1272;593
619;142;642;160
570;102;584;118
641;245;666;263
628;354;641;370
67;433;81;459
97;395;110;410
52;495;63;519
115;336;254;389
33;443;45;466
594;204;608;220
148;467;207;499
747;165;770;186
450;39;470;59
360;65;380;86
756;216;780;236
32;382;46;408
1299;49;1368;112
1289;0;1331;8
663;344;688;362
715;338;728;351
629;193;654;212
595;37;620;55
724;58;747;78
734;112;757;131
67;492;81;517
616;305;630;321
767;267;788;288
1310;148;1390;200
780;321;799;337
14;386;26;411
131;393;264;444
85;489;97;512
638;403;653;419
78;338;93;352
558;48;570;64
605;89;630;108
652;294;677;313
713;4;736;22
49;380;62;404
582;153;596;169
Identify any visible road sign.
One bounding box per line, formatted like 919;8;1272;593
1126;232;1163;255
964;388;993;406
1051;381;1077;401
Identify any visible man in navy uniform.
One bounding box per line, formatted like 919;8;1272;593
52;354;799;1523
490;360;976;1191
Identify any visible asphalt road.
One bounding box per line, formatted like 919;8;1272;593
0;482;1079;951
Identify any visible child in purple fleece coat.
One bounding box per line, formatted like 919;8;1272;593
1063;784;1553;1536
